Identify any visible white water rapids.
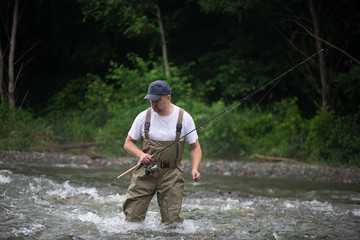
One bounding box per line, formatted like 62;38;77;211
1;163;359;239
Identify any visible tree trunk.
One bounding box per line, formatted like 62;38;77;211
308;0;328;108
157;5;170;77
8;0;19;114
0;40;3;102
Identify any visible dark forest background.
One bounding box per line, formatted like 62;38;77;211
1;0;359;166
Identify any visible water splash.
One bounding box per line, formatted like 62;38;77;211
1;164;359;240
0;170;12;184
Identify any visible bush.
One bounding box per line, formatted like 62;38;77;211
272;98;307;160
51;110;97;144
305;111;360;166
0;108;53;151
195;101;276;160
1;57;359;167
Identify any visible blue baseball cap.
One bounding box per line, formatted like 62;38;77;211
143;80;171;101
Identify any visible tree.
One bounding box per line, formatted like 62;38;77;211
156;5;170;76
0;39;4;103
78;0;171;76
269;0;360;109
8;0;19;114
1;0;32;114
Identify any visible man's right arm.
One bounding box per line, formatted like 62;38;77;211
124;135;154;164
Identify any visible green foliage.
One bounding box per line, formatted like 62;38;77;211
31;55;196;156
1;0;359;169
78;0;158;37
51;110;97;144
0;108;53;151
333;63;360;115
198;0;257;21
82;75;116;127
44;78;88;122
94;106;136;157
273;98;307;159
193;98;360;167
329;115;360;166
305;109;335;164
212;58;273;100
305;110;360;166
195;101;276;160
1;94;359;167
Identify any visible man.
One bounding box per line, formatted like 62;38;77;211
123;80;202;225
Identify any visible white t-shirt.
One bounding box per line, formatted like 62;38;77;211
128;105;198;144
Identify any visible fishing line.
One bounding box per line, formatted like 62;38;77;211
205;73;284;157
196;75;282;134
153;49;323;157
117;49;323;179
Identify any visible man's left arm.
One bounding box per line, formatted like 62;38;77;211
189;139;202;182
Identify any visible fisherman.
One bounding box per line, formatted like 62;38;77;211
122;80;202;225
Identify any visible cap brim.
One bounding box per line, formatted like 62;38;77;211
143;94;162;101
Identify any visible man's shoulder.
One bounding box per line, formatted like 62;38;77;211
174;106;194;123
134;108;149;122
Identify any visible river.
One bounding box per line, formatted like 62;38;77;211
1;162;359;239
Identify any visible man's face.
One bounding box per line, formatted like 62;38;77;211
150;95;170;114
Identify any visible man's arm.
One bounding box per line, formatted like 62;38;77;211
189;139;202;182
124;135;154;164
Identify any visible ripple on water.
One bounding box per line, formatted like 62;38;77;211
1;165;360;240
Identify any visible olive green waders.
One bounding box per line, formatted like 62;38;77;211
123;108;186;225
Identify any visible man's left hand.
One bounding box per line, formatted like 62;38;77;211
192;170;201;182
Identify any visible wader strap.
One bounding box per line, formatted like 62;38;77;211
144;107;184;140
175;108;184;140
144;108;151;139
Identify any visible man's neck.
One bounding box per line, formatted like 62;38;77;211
158;103;174;117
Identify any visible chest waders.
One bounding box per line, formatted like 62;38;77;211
123;108;186;225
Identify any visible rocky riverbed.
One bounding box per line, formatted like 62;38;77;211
1;150;359;184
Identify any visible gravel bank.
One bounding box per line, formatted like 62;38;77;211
1;150;359;184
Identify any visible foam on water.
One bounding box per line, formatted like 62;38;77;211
351;209;360;216
0;169;12;184
12;223;45;237
46;180;100;200
240;200;254;208
55;163;89;168
303;199;333;212
66;208;200;236
1;164;359;239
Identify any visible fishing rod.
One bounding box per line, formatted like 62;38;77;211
117;49;323;179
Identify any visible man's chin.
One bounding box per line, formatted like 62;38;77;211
152;107;161;113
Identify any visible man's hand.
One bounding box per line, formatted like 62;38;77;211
192;169;201;182
124;135;154;165
189;140;202;182
139;153;154;165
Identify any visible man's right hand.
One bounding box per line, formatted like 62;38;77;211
124;135;155;165
139;153;154;165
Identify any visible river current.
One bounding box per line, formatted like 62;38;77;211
0;162;359;239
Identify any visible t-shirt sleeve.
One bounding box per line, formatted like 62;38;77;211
183;111;199;144
128;111;146;141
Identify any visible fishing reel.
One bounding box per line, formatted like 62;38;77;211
145;164;159;175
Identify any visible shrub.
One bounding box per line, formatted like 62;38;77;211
0;108;53;151
273;98;307;160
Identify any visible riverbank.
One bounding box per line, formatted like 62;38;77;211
1;150;359;184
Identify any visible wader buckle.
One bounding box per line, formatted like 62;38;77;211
160;162;170;168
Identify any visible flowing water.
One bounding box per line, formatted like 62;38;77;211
1;161;359;240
